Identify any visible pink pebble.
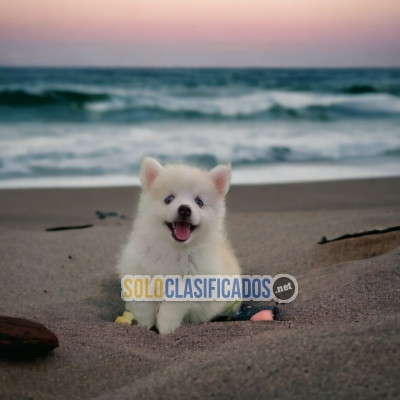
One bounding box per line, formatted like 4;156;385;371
250;310;274;321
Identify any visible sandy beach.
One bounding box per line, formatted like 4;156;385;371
1;177;400;399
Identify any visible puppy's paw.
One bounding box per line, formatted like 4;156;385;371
137;318;156;330
130;303;156;330
156;314;182;335
157;322;180;335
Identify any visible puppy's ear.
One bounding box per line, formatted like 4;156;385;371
140;157;163;190
210;164;231;197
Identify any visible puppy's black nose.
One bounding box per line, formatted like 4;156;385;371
178;205;191;218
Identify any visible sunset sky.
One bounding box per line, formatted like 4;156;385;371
0;0;399;67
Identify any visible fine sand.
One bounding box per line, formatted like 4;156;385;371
1;177;400;399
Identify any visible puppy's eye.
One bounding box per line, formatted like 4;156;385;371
195;197;203;208
165;195;174;205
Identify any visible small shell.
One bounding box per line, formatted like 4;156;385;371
250;310;274;321
114;310;135;324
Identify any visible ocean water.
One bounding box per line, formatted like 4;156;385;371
1;68;400;188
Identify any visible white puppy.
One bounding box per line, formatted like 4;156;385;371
118;157;241;334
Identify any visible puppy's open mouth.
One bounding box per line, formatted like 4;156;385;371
166;221;196;242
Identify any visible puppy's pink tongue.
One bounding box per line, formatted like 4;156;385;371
174;222;191;241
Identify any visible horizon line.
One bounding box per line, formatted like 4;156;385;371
1;65;400;69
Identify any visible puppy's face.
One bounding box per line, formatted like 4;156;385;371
138;158;231;244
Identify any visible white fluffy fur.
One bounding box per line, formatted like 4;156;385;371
118;157;241;334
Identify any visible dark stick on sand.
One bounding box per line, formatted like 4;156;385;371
46;224;93;232
318;225;400;244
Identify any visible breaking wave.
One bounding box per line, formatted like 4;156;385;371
1;87;400;122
